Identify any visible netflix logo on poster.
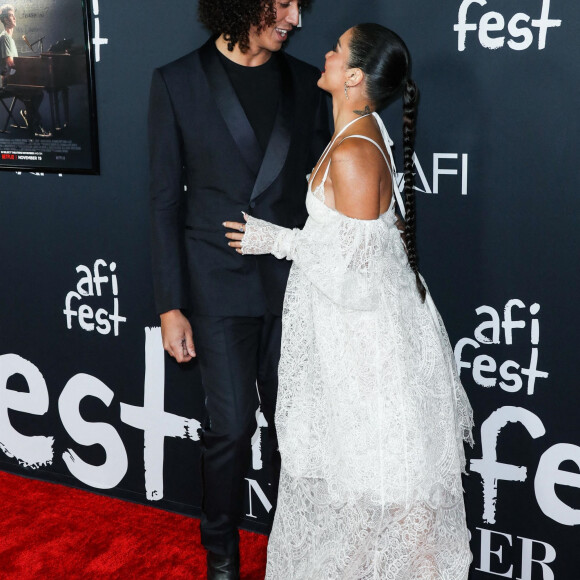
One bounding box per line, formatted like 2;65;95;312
63;259;126;336
454;0;562;51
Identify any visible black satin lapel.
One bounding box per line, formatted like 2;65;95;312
249;55;294;203
199;41;263;175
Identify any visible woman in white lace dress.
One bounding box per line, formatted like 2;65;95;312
225;23;473;580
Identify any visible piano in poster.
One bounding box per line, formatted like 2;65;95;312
5;48;86;131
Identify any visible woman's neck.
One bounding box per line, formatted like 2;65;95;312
332;98;373;135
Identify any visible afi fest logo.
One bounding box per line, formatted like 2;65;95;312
455;0;562;51
63;259;126;336
455;299;547;395
0;328;272;518
455;299;580;578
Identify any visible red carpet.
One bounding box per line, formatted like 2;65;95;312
0;471;267;579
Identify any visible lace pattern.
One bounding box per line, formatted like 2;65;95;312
267;474;472;580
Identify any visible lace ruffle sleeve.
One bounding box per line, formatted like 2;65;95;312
242;212;395;311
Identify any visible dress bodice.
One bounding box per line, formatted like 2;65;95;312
306;184;398;229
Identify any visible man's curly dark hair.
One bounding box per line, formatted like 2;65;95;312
198;0;311;53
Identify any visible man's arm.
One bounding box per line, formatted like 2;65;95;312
148;68;195;362
149;68;188;312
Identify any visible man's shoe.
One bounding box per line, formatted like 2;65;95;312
207;550;240;580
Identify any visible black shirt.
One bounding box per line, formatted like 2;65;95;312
217;47;282;153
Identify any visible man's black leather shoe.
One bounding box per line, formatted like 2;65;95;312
207;550;240;580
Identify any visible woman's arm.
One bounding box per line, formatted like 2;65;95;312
224;212;391;311
330;139;383;220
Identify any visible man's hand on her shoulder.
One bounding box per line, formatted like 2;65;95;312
160;309;196;363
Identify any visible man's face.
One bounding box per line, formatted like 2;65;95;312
249;1;300;54
2;10;16;30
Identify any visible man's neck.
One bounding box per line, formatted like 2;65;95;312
215;35;272;67
4;27;13;36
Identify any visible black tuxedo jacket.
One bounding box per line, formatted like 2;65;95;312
149;39;329;317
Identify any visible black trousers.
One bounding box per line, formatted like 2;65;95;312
191;312;282;556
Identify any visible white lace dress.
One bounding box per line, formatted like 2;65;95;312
242;114;474;580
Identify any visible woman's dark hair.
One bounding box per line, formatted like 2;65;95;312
348;23;426;301
199;0;311;53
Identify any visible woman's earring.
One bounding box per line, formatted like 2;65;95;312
344;82;350;100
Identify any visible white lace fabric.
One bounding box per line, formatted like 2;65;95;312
242;206;397;311
242;115;473;579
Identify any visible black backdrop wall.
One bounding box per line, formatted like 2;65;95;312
1;1;579;578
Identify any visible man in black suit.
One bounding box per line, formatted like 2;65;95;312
148;1;328;578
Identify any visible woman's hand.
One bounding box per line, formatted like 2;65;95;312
223;215;248;254
224;213;295;258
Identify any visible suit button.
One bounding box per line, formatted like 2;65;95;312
249;201;256;209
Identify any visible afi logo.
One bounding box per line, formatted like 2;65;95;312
397;152;469;196
454;0;562;51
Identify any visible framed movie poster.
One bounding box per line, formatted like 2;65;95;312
0;0;99;174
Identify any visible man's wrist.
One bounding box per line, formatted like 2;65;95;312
160;309;183;320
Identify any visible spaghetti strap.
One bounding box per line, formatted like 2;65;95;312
310;114;372;186
320;156;333;185
309;113;406;219
339;135;392;171
317;134;391;189
309;144;331;186
337;134;397;209
371;112;406;219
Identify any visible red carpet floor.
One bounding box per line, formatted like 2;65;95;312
0;470;268;579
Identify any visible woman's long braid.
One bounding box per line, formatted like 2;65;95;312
402;79;426;302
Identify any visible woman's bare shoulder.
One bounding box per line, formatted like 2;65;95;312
328;135;386;220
